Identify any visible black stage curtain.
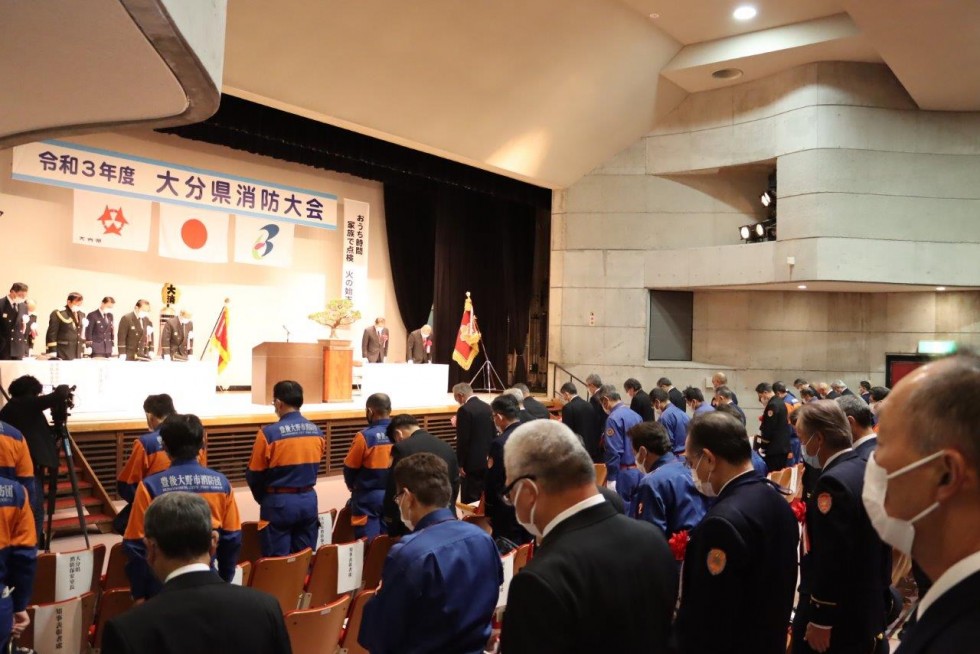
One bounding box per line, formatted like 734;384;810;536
162;96;547;389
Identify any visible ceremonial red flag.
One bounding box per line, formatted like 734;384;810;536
452;292;481;371
210;302;230;373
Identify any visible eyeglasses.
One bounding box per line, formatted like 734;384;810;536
683;454;703;470
395;488;409;502
501;474;536;507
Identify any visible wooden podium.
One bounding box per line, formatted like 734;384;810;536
322;340;353;402
251;342;326;404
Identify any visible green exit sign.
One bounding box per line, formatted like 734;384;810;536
918;340;958;355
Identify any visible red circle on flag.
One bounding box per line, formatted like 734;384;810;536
181;219;208;250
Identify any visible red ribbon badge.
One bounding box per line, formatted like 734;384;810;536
668;530;690;562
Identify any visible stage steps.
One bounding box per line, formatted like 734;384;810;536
48;436;117;538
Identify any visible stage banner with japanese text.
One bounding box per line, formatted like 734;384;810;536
13;139;338;229
341;199;370;306
72;189;151;251
234;215;295;267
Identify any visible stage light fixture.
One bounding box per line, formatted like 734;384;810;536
760;190;775;207
739;225;751;240
754;223;766;238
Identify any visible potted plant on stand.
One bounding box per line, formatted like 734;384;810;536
308;299;361;348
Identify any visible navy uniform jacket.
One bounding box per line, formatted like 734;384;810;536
759;395;791;471
853;434;877;461
85;309;114;356
629;390;655;421
501;500;677;653
359;508;502;654
750;449;768;476
897;570;980;654
0;298;29;360
603;403;642;485
796;450;891;650
484;422;531;545
617;467;643;517
46;307;85;360
676;472;799;654
658;403;691;454
632;452;708;537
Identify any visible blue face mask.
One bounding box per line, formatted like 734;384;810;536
802;434;821;469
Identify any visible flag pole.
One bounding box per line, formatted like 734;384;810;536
199;298;229;361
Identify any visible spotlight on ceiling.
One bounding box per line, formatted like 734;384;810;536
739;219;777;244
733;5;757;20
739;225;751;240
760;190;775;208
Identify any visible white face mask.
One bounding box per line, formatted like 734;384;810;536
514;479;543;539
398;492;415;532
862;450;944;555
692;455;717;498
802;434;822;469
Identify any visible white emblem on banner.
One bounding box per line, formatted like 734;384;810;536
72;189;151;251
54;550;94;601
336;540;365;594
233;215;295;267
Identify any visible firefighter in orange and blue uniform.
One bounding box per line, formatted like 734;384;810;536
0;474;37;650
247;381;324;557
0;421;35;524
123;414;241;601
343;393;394;539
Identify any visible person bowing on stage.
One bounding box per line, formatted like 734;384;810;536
85;296;115;358
45;292;86;360
362;316;389;363
118;300;153;361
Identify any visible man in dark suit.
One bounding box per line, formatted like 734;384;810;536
0;282;29;360
45;292;86;360
793;401;891;654
406;324;432;363
452;382;494;503
117;299;153;361
161;310;193;361
500;420;677;653
514;383;549;420
382;413;459;536
361;316;389;362
559;382;594;448
756;382;791;471
676;412;799;654
0;376;68;542
102;491;289;654
585;373;606;463
832;380;854;397
657;377;687;412
868;354;980;654
837;395;878;460
624;377;655;421
485;394;531;546
85;296;115;357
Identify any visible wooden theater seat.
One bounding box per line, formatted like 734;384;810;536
250;548;313;613
338;589;377;654
361;535;397;590
284;594;352;654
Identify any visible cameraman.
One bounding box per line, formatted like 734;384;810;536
0;376;67;541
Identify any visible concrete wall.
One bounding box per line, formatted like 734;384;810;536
550;62;980;424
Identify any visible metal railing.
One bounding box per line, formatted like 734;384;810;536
550;362;589;399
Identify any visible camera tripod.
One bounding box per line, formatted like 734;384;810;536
42;423;90;551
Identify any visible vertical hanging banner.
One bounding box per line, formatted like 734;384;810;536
234;215;295;267
158;204;229;263
341;199;370;307
72;189;151;251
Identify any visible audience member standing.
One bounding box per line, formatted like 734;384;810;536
382;414;459;536
629;422;707;537
836;395;878;460
360;453;501;653
757;382;791;471
247;380;325;554
485;394;531;547
452;383;494;504
651;387;691;454
657;377;687;412
711;372;739;405
713;386;746;425
865;354;980;654
585;373;606;463
0;473;36;652
559;382;594;449
596;385;642;497
116;394;178;534
514;383;549;420
342;393;393;540
500;420;677;653
124;415;241;601
675;412;798;654
683;387;714;416
105;493;288;654
623;378;655;421
792;401;891;654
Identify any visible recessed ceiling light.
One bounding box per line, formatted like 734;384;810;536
797;285;807;290
712;68;743;80
649;12;660;19
733;5;757;20
936;286;947;291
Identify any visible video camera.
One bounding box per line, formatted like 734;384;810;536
50;384;76;429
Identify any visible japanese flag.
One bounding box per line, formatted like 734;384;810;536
72;190;151;252
158;204;229;263
233;215;295;267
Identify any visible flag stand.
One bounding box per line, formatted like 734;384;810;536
469;344;506;393
200;299;230;391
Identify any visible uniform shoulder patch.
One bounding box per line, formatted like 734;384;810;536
707;548;727;575
817;492;832;514
606;427;614;436
767;410;774;417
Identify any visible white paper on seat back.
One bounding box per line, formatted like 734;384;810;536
497;553;515;608
336;540;364;593
316;513;333;549
33;596;83;653
55;550;94;601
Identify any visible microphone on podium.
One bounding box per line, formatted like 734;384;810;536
282;324;291;343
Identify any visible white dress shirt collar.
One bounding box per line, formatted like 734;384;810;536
917;550;980;619
823;448;853;469
541;493;607;540
164;562;212;584
852;433;877;450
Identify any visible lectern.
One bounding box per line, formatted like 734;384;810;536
251;342;325;404
322;340;353;402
